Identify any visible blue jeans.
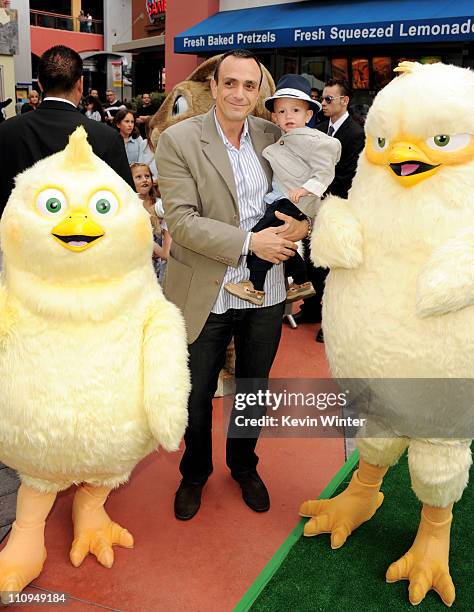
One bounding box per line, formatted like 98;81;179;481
180;301;285;484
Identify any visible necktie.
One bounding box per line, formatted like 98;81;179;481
328;125;335;137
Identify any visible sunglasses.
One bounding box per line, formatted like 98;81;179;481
322;95;346;104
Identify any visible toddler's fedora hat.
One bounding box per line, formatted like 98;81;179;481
264;74;321;113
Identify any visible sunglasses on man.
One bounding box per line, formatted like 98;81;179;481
322;95;347;104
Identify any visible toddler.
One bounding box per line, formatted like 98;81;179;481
225;74;341;306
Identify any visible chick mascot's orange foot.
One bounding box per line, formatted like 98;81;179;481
69;485;134;569
300;458;387;548
0;127;190;600
300;461;455;607
0;486;54;603
301;61;474;608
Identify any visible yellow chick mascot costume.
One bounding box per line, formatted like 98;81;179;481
301;62;474;607
0;127;190;600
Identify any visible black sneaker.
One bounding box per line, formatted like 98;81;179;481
232;470;270;512
174;480;204;520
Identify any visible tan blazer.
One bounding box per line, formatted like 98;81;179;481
156;108;281;343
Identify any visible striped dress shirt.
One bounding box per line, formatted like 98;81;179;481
211;113;286;314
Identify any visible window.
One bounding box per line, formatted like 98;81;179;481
300;56;327;90
351;58;369;89
275;50;298;81
331;58;349;82
373;57;392;89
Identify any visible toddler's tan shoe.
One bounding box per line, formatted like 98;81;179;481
225;281;265;306
286;281;316;303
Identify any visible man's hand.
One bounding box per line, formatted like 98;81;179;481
250;227;298;264
288;187;310;204
274;211;309;242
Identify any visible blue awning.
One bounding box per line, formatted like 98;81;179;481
175;0;474;53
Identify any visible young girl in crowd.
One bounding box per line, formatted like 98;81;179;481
131;162;170;285
84;95;105;122
114;109;143;164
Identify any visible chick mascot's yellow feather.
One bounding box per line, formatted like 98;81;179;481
301;62;474;607
0;127;190;600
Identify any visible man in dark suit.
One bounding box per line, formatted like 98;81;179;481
0;45;133;216
135;92;157;138
294;79;365;339
316;79;365;198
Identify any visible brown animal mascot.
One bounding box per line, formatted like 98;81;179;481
149;55;275;389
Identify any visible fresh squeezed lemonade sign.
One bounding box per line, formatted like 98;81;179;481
177;17;474;51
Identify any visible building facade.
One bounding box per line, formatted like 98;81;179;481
169;0;473;100
9;1;134;104
112;0;166;96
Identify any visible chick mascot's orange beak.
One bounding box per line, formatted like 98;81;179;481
52;211;105;252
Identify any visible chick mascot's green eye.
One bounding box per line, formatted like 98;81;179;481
0;127;190;599
301;61;474;608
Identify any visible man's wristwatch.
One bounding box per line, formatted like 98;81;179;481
305;216;313;239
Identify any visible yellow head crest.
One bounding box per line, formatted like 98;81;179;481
393;61;421;76
61;126;97;171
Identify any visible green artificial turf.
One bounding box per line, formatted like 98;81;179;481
247;452;473;612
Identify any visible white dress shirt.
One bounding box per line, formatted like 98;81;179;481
43;97;77;107
328;111;349;136
211;113;286;313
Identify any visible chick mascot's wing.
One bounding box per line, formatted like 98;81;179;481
0;127;190;599
301;62;474;607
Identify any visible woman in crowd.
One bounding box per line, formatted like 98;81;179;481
114;109;142;164
21;90;40;114
138;120;158;181
84;95;105;122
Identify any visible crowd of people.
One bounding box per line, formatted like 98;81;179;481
0;44;366;521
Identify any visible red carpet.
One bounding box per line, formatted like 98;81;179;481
4;317;345;611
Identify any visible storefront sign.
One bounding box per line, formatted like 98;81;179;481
111;61;123;88
175;16;474;53
146;0;166;24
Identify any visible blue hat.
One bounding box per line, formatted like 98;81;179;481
264;74;321;113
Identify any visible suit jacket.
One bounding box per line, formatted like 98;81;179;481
157;108;281;343
316;115;365;199
0;100;134;215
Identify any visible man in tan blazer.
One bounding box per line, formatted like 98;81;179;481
157;50;310;520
